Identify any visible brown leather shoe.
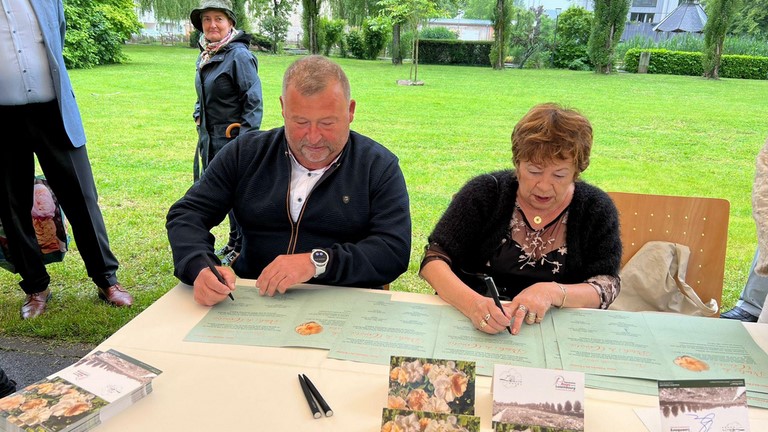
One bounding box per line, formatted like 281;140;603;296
97;283;133;307
21;288;52;319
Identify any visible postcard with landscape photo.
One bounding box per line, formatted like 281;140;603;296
491;364;585;432
56;349;162;403
381;408;480;432
386;356;476;416
658;379;750;432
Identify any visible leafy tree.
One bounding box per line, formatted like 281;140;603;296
63;0;141;69
137;0;197;21
378;0;441;83
553;7;593;70
138;0;255;31
588;0;630;73
459;0;522;19
490;0;512;69
703;0;742;78
363;16;390;59
573;400;582;412
730;1;768;37
258;0;295;53
508;6;550;69
319;17;346;55
564;400;573;412
302;0;322;53
345;27;366;58
329;0;381;27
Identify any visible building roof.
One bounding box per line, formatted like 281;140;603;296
653;1;708;33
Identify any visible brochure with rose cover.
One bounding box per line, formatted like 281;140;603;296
381;356;479;430
491;364;585;432
658;379;750;432
381;408;480;432
0;349;161;432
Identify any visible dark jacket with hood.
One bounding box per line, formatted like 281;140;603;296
194;31;263;179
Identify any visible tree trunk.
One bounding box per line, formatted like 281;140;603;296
413;37;420;82
494;0;505;70
713;40;723;78
392;23;402;65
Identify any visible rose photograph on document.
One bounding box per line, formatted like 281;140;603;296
386;356;476;415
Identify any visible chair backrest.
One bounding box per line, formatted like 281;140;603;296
607;191;730;308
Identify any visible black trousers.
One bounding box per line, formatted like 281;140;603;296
0;102;118;294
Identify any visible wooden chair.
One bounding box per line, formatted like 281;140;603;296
607;192;730;311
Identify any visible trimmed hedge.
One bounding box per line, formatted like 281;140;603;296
624;48;768;80
418;39;493;67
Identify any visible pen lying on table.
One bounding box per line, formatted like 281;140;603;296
298;374;321;419
203;254;234;301
302;374;333;417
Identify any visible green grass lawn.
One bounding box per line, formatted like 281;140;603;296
1;44;767;343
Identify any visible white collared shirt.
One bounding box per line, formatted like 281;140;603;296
0;0;56;105
288;151;338;222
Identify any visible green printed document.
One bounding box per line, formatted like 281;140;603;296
183;286;768;407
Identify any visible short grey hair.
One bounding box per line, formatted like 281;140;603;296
282;55;351;101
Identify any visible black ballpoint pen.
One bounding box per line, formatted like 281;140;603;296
484;276;512;334
302;374;333;417
299;374;322;419
203;254;234;301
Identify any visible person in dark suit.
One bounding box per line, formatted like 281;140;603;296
0;0;133;319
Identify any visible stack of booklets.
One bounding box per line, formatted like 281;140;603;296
0;349;161;432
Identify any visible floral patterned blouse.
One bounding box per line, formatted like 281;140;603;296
487;204;619;308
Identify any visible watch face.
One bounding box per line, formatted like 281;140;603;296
312;250;328;265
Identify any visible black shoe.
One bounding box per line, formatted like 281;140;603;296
0;379;16;398
720;306;759;322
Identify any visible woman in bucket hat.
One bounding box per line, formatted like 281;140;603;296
191;0;263;265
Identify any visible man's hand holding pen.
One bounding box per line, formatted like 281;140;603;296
193;256;236;306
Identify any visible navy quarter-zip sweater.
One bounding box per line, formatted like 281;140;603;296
167;127;411;288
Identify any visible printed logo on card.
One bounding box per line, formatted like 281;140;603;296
554;375;577;392
499;369;522;388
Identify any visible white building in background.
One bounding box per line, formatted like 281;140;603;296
528;0;681;24
134;5;190;38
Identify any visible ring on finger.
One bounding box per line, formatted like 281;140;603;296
483;313;491;322
526;312;537;322
535;316;543;323
517;305;528;313
479;319;488;328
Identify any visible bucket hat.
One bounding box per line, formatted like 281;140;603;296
190;0;237;32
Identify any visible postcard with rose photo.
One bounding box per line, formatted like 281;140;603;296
0;376;107;432
386;356;476;416
381;408;480;432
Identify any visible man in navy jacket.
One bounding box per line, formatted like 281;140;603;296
167;55;411;306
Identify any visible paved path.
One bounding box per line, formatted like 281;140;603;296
0;336;95;391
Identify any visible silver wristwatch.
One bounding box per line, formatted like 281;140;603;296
311;249;329;278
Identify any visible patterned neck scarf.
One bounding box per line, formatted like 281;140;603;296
198;29;240;69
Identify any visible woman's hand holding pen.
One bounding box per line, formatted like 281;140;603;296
468;296;512;335
194;263;236;306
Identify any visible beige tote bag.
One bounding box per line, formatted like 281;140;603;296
610;241;719;316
